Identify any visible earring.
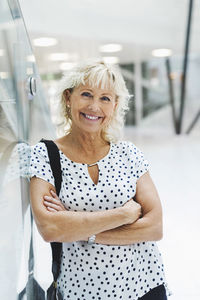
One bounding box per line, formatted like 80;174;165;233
66;104;71;111
66;105;71;118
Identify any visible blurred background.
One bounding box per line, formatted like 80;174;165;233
0;0;199;299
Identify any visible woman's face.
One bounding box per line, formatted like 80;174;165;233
65;84;117;135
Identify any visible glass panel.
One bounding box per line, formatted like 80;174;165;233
0;0;56;298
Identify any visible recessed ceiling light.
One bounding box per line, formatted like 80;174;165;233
0;49;4;56
49;53;69;61
59;62;77;71
151;48;172;57
33;37;58;47
102;56;119;64
99;44;122;53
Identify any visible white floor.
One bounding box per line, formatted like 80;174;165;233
124;126;200;300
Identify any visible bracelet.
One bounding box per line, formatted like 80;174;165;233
88;235;96;245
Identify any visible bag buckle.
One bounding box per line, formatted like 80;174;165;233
53;281;57;288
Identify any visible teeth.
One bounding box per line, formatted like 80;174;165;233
85;114;99;120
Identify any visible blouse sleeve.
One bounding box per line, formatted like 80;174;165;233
127;142;150;181
29;142;55;186
135;147;150;180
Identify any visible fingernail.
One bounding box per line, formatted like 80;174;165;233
44;196;50;200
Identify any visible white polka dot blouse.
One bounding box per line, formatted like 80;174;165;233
30;141;170;300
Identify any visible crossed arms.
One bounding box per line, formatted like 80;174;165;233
30;171;163;246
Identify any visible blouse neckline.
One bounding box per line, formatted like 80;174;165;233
58;142;113;166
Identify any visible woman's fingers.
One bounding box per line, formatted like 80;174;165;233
44;200;62;211
43;194;67;211
50;190;60;200
44;195;60;204
50;191;67;210
46;206;57;212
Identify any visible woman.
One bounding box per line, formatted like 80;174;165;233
30;60;170;300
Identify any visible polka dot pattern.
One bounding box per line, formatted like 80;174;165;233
4;143;31;185
30;141;168;299
30;143;54;186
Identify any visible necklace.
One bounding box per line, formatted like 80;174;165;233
87;162;98;167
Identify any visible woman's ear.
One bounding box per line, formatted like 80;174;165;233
64;89;71;106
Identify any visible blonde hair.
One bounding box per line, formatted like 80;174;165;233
56;59;131;142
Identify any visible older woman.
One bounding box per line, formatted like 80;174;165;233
30;60;170;300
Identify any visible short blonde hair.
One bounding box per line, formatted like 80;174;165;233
56;59;131;142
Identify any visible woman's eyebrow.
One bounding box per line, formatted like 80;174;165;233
101;93;113;97
80;88;93;92
80;88;114;97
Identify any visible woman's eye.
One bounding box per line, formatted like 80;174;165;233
82;92;92;97
101;96;111;101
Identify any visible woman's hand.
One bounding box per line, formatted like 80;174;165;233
122;198;142;224
43;190;67;212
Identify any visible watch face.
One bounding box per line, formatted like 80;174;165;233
88;235;96;244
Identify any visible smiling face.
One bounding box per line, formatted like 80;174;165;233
65;84;117;136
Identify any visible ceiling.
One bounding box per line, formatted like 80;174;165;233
18;0;200;74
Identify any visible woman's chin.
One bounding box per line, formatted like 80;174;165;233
81;127;102;135
75;118;105;134
76;123;104;136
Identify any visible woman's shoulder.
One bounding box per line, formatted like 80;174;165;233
113;140;141;153
53;136;71;154
29;141;54;184
112;140;146;161
30;141;50;161
31;140;47;150
113;140;149;173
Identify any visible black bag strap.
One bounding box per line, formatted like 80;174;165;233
40;139;63;283
40;139;62;195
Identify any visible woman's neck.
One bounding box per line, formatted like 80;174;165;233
66;129;108;155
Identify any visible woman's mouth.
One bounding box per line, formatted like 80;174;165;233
80;112;102;121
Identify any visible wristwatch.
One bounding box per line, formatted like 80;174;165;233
88;234;96;245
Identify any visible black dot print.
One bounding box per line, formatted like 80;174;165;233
30;141;168;299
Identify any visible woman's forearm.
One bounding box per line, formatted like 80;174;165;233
95;211;163;245
42;206;129;243
40;192;141;243
31;180;138;244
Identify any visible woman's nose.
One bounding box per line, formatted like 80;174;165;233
87;98;100;111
